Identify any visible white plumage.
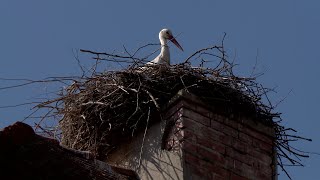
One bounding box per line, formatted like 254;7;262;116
147;29;183;66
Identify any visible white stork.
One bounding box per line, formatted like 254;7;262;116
146;28;183;66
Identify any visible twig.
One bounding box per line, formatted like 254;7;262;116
144;90;160;110
80;49;142;61
184;45;223;63
138;107;151;169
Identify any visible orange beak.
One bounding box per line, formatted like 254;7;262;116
169;35;184;51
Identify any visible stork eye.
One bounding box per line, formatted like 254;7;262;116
166;31;169;34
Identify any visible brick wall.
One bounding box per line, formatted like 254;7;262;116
163;91;276;180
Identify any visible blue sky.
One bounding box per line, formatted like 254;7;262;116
0;1;319;179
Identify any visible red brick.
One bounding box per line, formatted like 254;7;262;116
167;112;182;124
248;148;273;165
179;99;197;110
244;126;273;144
200;126;233;148
211;114;226;123
230;173;249;180
183;141;198;154
163;103;183;120
164;99;198;118
182;117;200;132
194;104;212;118
233;160;255;178
185;162;212;179
260;141;273;152
185;151;227;178
183;129;196;141
183;108;211;126
224;118;243;131
184;152;200;165
223;125;239;138
200;125;225;141
187;152;230;178
205;162;229;177
255;171;273;180
211;119;239;138
252;138;273;153
211;173;226;180
198;146;225;164
239;132;253;144
183;117;201;133
225;156;234;168
232;140;247;154
252;160;273;176
197;136;226;154
218;134;233;146
210;119;224;130
183;116;226;143
186;164;206;178
226;147;254;166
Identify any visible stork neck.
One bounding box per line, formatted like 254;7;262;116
159;36;170;64
160;37;169;52
160;37;168;46
160;43;170;64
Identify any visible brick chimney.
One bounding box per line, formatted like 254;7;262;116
105;90;276;180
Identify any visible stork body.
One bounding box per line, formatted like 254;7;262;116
147;29;183;66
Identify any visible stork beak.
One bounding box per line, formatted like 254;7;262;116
169;35;184;51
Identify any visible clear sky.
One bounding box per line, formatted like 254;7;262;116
0;1;319;179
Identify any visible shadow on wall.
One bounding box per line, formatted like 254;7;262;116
105;119;183;180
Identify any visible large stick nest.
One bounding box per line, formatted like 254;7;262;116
59;64;276;155
26;37;310;179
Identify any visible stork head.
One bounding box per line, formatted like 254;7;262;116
159;29;183;51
